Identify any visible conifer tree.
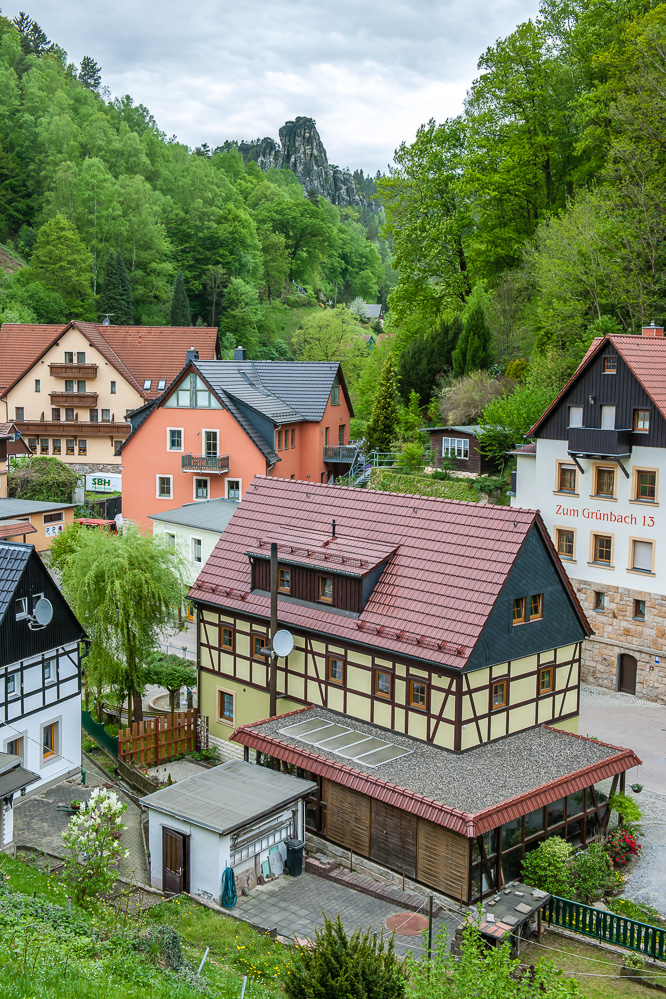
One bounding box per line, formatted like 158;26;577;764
170;270;192;326
365;354;399;452
78;56;102;92
452;285;492;376
115;249;133;323
98;253;122;323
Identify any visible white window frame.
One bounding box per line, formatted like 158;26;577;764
193;477;209;501
629;537;655;574
5;672;19;699
15;597;29;621
166;427;184;452
157;379;166;391
202;429;219;458
191;536;203;564
225;478;242;501
156;475;173;499
43;657;57;685
441;437;469;460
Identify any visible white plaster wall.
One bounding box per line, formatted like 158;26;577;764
147;810;224;899
513;438;666;595
1;797;13;847
151;520;221;587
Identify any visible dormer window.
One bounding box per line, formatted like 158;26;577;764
603;356;617;373
318;576;333;603
331;378;340;406
278;567;291;593
143;379;152;390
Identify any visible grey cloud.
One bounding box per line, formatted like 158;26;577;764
20;0;539;172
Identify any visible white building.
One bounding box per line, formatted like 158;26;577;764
0;542;84;814
142;760;314;899
149;498;238;587
512;327;666;701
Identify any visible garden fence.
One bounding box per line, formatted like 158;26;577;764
81;709;118;759
118;709;198;766
546;895;666;959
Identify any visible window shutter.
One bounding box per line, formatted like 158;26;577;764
633;540;653;571
601;406;616;429
569;406;583;427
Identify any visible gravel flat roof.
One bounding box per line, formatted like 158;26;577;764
241;707;628;817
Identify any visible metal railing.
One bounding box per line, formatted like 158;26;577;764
181;453;230;473
546;896;666;959
323;445;359;463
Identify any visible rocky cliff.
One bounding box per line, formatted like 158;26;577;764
235;117;363;208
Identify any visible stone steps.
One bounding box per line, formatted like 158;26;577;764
305;856;442;917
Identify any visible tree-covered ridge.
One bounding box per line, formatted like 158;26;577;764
0;10;394;357
379;0;666;356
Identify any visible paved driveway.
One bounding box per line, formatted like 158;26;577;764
235;871;461;959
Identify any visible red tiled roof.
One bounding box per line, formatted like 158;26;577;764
0;521;37;538
231;711;640;836
246;528;398;577
189;475;589;669
0;322;218;399
528;334;666;437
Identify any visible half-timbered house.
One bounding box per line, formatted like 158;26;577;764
189;476;640;903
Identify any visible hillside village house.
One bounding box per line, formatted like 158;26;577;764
424;425;496;476
120;349;353;528
149;497;239;587
0;499;75;552
188;476;640;904
0;321;218;473
512;327;666;703
0;542;85;803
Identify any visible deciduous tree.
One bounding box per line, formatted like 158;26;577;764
28;213;94;317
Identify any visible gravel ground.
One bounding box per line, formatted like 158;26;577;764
618;789;666;918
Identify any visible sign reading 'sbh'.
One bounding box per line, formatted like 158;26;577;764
85;473;122;493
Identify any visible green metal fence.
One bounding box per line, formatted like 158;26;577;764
547;896;666;959
81;709;118;759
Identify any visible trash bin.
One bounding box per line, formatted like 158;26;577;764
284;838;305;876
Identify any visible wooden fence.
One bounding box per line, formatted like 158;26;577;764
118;709;198;766
546;896;666;960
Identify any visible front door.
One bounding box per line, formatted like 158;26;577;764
162;827;189;893
619;654;637;695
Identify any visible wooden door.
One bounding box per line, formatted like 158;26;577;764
416;818;469;902
162;827;189;894
324;780;370;855
619;654;637;695
370;799;417;877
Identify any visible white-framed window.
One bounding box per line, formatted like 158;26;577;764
44;658;56;684
110;381;117;394
441;437;469;459
143;379;152;390
6;673;19;699
64;351;74;363
630;538;654;573
156;475;172;499
191;537;203;564
203;429;218;458
157;379;166;391
226;479;241;501
194;477;209;500
15;597;28;620
165;373;221;409
15;407;24;421
568;406;583;427
167;428;183;451
165;532;176;550
101;409;111;422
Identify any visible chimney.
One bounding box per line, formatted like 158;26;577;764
186;347;199;363
641;323;664;337
234;346;247;361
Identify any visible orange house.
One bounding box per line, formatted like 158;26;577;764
120;349;354;528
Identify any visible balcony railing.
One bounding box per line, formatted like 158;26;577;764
49;363;98;378
49;392;99;406
18;420;129;436
567;426;633;458
182;453;230;473
323;444;358;463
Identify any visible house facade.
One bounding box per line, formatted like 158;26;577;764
120;351;353;528
149;498;239;587
512;328;666;702
0;322;218;472
0;422;31;498
188;476;640;904
0;499;75;552
0;542;85;798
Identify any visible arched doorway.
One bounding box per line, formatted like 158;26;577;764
619;654;637;695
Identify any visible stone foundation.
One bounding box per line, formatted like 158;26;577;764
572;577;666;702
208;733;244;762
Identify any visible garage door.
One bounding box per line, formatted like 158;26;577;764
324;780;370;855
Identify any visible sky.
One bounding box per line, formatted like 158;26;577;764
18;0;539;175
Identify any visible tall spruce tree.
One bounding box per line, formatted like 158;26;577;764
365;355;399;452
78;56;102;92
452;285;492;376
99;252;133;324
170;270;192;326
115;250;133;323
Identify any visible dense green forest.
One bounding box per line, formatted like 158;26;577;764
3;0;666;449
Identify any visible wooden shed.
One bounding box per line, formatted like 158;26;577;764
424;425;496;475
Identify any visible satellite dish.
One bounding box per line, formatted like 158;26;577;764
33;597;53;627
272;629;294;658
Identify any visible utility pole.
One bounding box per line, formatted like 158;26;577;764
269;542;278;717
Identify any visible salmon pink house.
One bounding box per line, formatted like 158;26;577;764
120;348;354;528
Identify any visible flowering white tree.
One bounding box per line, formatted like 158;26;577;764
63;786;128;904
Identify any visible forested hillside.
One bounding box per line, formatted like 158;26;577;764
0;10;394;361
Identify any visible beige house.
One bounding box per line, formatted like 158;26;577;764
0;322;218;473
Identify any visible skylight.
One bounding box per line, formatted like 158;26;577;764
279;716;412;768
143;379;152;390
158;379;166;391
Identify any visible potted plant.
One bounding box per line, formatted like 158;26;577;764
69;799;82;811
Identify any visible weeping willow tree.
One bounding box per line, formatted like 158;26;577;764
50;524;186;727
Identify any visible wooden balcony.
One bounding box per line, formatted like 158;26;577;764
182;453;230;473
49;363;98;378
18;420;129;437
49;392;99;407
323;445;358;463
567;427;633;458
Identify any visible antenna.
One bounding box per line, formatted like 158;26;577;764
100;313;114;326
272;630;294;658
27;596;53;630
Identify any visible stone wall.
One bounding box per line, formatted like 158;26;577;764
573;576;666;702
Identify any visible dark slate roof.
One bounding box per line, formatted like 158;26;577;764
0;752;39;797
0;543;32;624
195;361;303;424
251;361;342;421
148;498;239;532
141;759;315;834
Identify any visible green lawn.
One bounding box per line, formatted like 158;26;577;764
522;930;662;999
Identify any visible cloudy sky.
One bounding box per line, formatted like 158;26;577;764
19;0;539;174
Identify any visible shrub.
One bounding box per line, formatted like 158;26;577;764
521;837;573;896
607;897;666;926
608;792;642;831
570;843;618;903
605;828;641;866
62;786;128;904
7;455;79;503
283;914;406;999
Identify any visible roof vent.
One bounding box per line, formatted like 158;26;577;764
186;348;199;363
234;346;247;361
642;322;664;337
